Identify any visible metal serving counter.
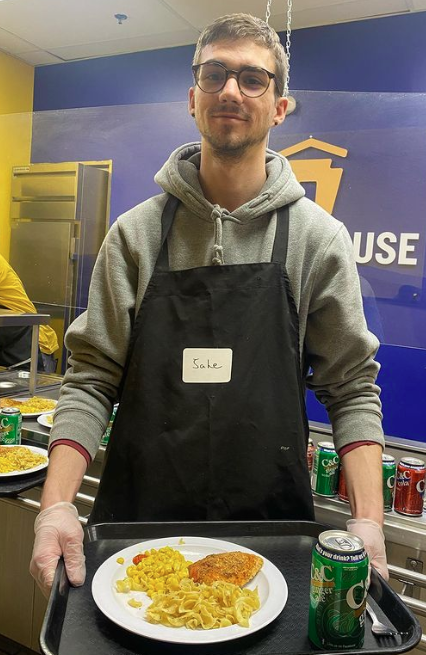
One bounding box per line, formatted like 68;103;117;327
17;418;426;546
3;420;426;653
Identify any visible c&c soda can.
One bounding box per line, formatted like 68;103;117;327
0;407;22;445
311;441;340;497
382;453;396;512
394;457;426;516
100;403;119;446
307;439;316;473
338;463;349;503
308;530;368;649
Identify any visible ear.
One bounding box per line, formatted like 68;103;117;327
188;87;196;117
272;97;288;127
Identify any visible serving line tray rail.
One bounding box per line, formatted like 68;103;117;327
40;520;421;655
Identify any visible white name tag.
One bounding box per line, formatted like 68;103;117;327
182;348;233;383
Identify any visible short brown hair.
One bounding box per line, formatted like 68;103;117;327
193;13;287;97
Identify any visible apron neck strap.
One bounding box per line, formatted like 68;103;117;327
156;196;291;270
271;205;290;264
156;195;180;271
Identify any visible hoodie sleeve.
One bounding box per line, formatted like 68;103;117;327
304;224;384;453
49;219;139;459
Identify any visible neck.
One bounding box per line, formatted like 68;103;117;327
198;140;268;212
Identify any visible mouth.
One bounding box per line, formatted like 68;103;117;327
211;114;247;121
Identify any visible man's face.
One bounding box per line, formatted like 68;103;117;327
188;39;287;158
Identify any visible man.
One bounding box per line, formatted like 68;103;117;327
0;254;58;372
30;13;387;597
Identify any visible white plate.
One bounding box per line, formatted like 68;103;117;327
1;397;57;418
37;414;54;429
0;444;49;477
92;536;288;645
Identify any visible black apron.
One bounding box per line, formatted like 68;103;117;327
91;197;314;523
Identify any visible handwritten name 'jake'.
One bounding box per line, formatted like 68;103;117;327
192;358;222;370
182;348;232;383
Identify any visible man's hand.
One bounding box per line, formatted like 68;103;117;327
347;517;389;580
341;444;388;580
30;501;86;598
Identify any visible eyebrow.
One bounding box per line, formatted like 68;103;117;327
200;59;263;70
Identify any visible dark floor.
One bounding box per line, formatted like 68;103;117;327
0;635;39;655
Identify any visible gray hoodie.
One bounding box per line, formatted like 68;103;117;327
51;142;384;459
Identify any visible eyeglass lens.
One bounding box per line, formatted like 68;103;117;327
196;63;270;97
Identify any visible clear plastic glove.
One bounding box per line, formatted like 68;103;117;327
347;518;389;581
30;501;86;598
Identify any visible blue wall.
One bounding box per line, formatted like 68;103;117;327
34;11;426;111
33;45;194;111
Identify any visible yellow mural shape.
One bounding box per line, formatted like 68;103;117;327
280;137;348;215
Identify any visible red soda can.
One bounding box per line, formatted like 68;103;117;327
394;457;426;516
338;464;349;503
307;439;315;473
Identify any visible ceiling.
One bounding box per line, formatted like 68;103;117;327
0;0;424;67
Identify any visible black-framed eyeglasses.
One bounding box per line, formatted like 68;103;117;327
192;61;279;98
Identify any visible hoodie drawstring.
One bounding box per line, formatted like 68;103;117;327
211;205;224;266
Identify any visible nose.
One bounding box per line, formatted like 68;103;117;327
218;75;243;103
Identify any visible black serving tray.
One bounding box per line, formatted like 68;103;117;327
0;439;47;496
40;521;421;655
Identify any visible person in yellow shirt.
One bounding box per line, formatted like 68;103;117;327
0;254;59;372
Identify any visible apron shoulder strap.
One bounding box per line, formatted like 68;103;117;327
117;194;179;399
156;194;180;271
271;204;290;265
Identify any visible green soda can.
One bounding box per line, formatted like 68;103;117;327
100;403;118;446
311;441;340;496
0;407;22;445
309;530;368;649
382;453;396;511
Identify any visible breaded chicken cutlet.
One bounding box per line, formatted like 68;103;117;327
188;551;263;586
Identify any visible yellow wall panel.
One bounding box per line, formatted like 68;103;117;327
0;51;34;258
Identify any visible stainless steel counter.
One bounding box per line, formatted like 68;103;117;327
17;418;426;548
4;419;426;653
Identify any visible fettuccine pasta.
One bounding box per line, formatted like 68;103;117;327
0;396;56;413
146;578;260;629
0;446;47;474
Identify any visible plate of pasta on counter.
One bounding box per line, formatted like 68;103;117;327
91;536;287;644
37;413;54;429
0;396;57;418
0;444;48;477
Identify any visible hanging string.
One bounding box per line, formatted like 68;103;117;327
265;0;272;23
265;0;292;98
284;0;293;97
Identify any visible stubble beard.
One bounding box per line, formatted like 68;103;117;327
199;120;269;163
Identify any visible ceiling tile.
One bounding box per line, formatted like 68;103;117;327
17;50;64;65
48;28;200;61
159;0;408;31
0;25;38;53
162;0;272;29
271;0;409;30
0;0;194;49
274;0;372;8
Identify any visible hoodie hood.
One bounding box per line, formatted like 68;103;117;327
154;142;305;225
